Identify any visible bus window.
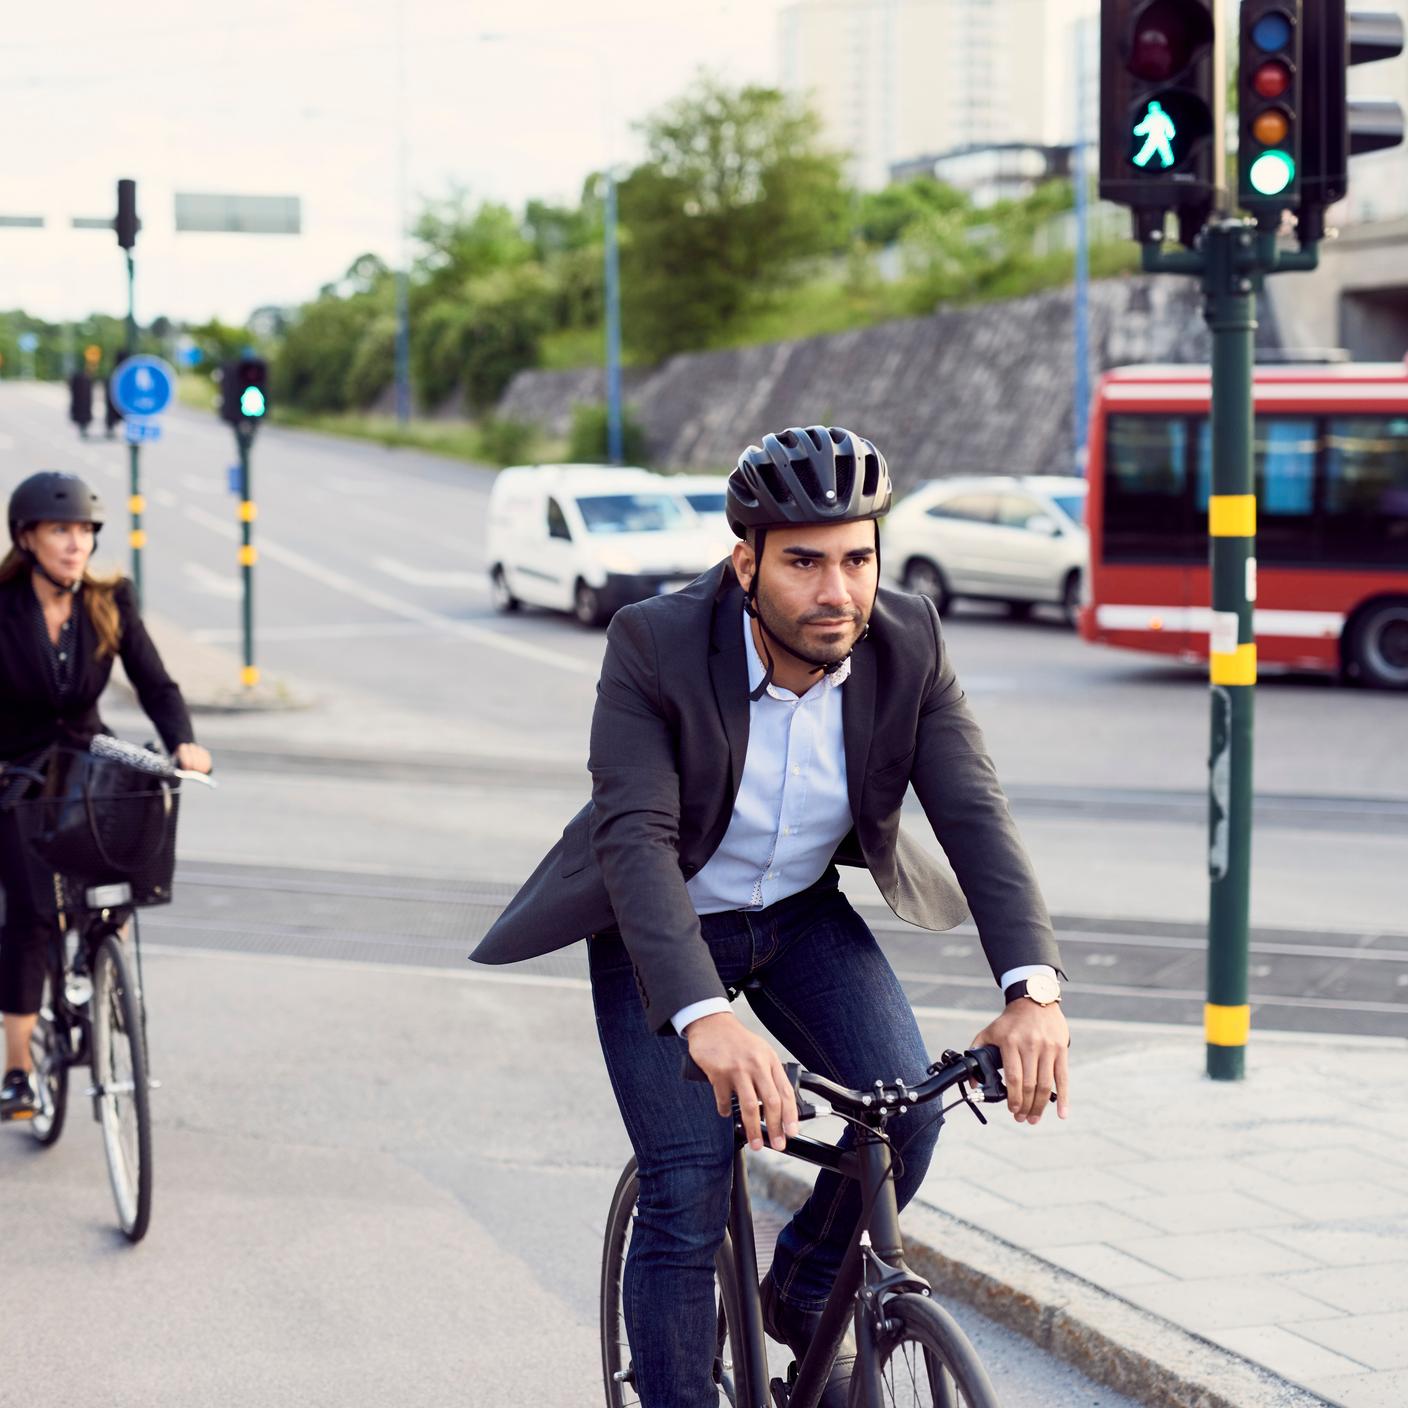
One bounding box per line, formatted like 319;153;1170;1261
1103;415;1197;560
1324;416;1408;565
1195;417;1317;563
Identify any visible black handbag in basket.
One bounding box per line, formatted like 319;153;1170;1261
29;747;180;907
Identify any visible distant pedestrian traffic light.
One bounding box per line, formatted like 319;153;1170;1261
1239;2;1303;223
220;358;269;425
1099;0;1219;244
115;179;139;250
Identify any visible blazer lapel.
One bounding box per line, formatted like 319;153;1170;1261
708;580;749;800
843;634;876;819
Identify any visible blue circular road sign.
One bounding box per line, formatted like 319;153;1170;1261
111;354;177;418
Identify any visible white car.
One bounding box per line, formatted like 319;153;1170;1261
486;464;727;627
882;475;1089;625
666;474;736;558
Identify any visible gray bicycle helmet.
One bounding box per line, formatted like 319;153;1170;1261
8;471;106;548
726;426;892;540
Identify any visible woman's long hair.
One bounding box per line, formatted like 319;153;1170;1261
0;544;123;659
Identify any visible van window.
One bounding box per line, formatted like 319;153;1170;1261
928;493;998;522
547;498;572;541
575;493;688;534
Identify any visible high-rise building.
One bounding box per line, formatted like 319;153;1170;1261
778;0;1097;190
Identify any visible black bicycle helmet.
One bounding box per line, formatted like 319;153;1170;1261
8;471;105;548
726;425;892;540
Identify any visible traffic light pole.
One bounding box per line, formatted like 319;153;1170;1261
235;421;259;689
122;248;146;608
1144;221;1316;1079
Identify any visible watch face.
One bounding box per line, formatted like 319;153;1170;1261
1028;973;1061;1004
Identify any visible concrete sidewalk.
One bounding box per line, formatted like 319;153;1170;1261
758;1023;1408;1408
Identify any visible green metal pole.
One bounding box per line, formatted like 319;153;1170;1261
1202;222;1259;1081
237;423;258;689
125;249;143;607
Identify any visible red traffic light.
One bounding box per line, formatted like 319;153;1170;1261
1253;60;1292;98
1129;1;1198;80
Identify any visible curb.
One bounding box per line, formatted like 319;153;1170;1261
749;1158;1332;1408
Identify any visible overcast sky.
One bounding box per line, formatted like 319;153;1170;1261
2;0;784;327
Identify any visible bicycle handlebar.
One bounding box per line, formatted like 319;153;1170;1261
90;734;217;787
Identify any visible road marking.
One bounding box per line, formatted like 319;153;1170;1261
181;473;222;495
180;502;596;675
373;555;488;594
191;620;439;645
154;488;178;507
183;561;243;600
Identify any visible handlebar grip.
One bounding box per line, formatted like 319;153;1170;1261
970;1045;1008;1103
680;1053;817;1121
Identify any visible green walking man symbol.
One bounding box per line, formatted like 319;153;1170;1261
1132;100;1177;169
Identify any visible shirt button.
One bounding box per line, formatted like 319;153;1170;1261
791;766;801;776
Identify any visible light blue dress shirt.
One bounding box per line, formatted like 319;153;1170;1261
671;610;1052;1033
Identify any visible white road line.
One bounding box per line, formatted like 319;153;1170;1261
181;472;222;495
373;555;488;593
180;502;595;675
183;561;243;600
154;488;178;507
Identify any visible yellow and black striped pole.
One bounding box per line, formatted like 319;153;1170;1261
236;421;259;689
1203;225;1259;1080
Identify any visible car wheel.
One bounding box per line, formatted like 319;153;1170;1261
1349;599;1408;690
574;580;608;628
490;566;519;613
1006;600;1033;621
1061;570;1082;629
903;558;952;616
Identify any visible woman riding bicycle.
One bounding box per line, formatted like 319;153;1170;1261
0;471;211;1122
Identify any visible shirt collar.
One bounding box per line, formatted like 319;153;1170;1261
741;606;851;701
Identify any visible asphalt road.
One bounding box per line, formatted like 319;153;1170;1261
1;382;1402;1403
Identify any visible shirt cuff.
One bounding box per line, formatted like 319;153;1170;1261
672;997;733;1035
999;964;1057;997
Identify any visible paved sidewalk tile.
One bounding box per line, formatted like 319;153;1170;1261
977;1164;1150;1208
1255;1179;1408;1221
1119;1275;1341;1333
990;1202;1159;1250
1239;1149;1408;1188
1261;1222;1408;1268
1036;1241;1176;1289
1295;1311;1408;1370
1310;1369;1408;1407
1111;1229;1322;1279
1281;1262;1408;1315
1205;1325;1369;1382
1110;1187;1299;1236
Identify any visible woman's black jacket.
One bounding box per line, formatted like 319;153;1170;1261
0;574;194;762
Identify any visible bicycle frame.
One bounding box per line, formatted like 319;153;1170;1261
723;1121;932;1408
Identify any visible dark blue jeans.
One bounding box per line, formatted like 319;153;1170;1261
589;875;944;1408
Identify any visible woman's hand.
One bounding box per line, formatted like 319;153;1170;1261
174;742;213;774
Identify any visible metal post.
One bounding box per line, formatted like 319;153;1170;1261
603;168;624;465
1072;27;1092;474
237;423;258;689
1201;221;1258;1081
125;250;143;607
393;0;412;425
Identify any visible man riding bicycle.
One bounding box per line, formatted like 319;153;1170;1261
473;426;1069;1407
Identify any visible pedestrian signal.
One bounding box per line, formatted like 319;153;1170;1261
1239;1;1302;221
220;358;269;425
1100;0;1219;243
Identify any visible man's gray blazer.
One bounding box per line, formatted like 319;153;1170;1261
470;562;1063;1032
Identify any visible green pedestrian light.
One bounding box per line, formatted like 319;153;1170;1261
240;386;266;418
1248;150;1296;195
1132;99;1179;168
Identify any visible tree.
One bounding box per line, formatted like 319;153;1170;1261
619;76;849;362
855;177;969;247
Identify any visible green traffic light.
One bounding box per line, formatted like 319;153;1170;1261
240;386;266;418
1248;150;1295;196
1132;100;1178;169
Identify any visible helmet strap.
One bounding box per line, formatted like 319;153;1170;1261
20;544;82;597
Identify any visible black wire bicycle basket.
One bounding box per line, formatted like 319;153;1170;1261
6;755;181;912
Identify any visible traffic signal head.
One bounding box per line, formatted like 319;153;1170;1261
116;179;139;249
1239;1;1303;222
1298;3;1405;239
1100;0;1220;242
221;358;269;424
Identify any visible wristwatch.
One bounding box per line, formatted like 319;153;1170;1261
1004;973;1062;1007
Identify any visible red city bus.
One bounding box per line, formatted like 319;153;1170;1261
1080;361;1408;689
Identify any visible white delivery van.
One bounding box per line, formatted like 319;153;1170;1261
486;464;728;627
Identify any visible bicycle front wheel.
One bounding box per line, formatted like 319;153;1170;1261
91;934;152;1243
600;1157;741;1407
854;1293;1000;1408
28;968;70;1148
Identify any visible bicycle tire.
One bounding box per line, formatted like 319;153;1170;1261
91;934;152;1243
600;1157;741;1407
852;1293;1000;1408
28;968;70;1148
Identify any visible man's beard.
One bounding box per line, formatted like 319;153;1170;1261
754;587;866;666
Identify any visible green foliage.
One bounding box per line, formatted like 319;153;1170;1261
619;76;849;362
477;414;539;466
415;192;533;299
566;402;649;466
854;178;969;246
186;318;255;377
273;292;382;413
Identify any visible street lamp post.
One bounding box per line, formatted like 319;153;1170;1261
394;0;412;425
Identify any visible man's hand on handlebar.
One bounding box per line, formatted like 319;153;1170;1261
684;1011;800;1153
969;1000;1070;1126
174;743;213;775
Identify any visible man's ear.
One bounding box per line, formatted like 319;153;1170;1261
731;539;755;590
